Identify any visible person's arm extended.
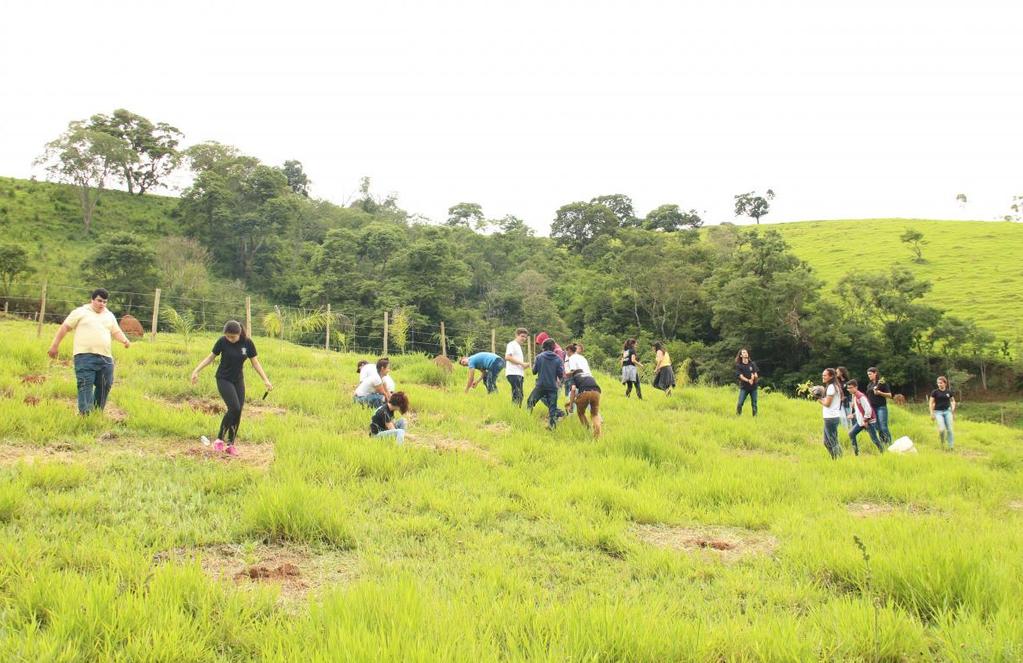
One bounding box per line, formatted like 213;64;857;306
950;397;956;415
47;323;73;358
190;354;216;384
250;357;273;390
112;325;131;348
929;396;936;419
465;368;477;393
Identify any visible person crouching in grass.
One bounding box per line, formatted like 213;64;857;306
569;373;603;437
371;391;409;445
846;379;884;455
527;338;565;430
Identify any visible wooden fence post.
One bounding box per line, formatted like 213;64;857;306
150;288;161;341
440;321;447;357
383;311;389;356
245;297;252;338
36;280;47;338
491;328;496;354
325;303;331;351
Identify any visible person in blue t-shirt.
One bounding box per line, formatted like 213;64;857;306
459;351;506;394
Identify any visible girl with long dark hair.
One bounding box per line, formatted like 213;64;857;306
818;368;843;459
621;338;643;399
734;348;759;416
191;320;273;456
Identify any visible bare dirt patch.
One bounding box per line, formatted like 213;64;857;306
154;543;358;602
847;501;936;517
408;432;499;464
106;406;128;423
21;374;46;385
433;355;454;372
171;442;275;470
483;421;511;434
1008;500;1023;511
23;395;40;406
0;442;100;467
633;524;777;562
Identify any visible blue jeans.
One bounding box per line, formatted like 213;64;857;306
73;353;114;415
934;410;954;448
527;386;560;429
483;359;505;393
737;387;758;416
353;393;385;408
849;422;884;455
875;406;892;446
823;417;842;459
374;418;406;445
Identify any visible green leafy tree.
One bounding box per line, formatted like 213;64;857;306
550;201;619;251
1004;194;1022;222
88;109;183;195
80;232;159;310
733;189;775;225
590;194;636;227
900;229;926;263
282;160;311;197
643;204;703;232
35;121;136;233
0;243;33;305
446;202;485;229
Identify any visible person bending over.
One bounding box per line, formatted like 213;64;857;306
459;351;506;394
527;338;565;430
569;373;603;437
371;391;409;445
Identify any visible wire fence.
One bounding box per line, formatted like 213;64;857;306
1;280;538;361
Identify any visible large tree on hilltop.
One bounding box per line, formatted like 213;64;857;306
734;189;775;225
88;109;183;195
36;121;136;234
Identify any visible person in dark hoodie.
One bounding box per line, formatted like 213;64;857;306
527;338;565;430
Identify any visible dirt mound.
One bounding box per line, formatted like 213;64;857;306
408;433;498;464
433;355;454;372
119;315;145;338
1007;500;1023;511
177;442;275;470
847;500;936;517
154;543;358;602
633;524;777;561
106;406;128;423
21;374;46;384
154;396;287;418
23;395;39;406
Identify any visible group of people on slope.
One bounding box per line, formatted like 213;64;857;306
459;329;603;435
46;289;960;457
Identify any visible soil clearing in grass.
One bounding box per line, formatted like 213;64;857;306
20;374;46;384
154;543;359;602
846;500;937;517
632;524;778;561
156;396;288;418
174;442;275;470
407;432;498;464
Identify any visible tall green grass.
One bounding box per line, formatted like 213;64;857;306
0;319;1021;660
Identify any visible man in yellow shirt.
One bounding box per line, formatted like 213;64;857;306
47;288;131;414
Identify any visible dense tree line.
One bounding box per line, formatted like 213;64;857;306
28;110;1019;395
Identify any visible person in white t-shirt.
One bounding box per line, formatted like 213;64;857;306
563;343;592;412
817;367;844;459
353;358;392;408
504;328;529;406
47;288;131;415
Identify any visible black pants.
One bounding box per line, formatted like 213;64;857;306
216;378;245;443
625;380;642;399
507;375;524;406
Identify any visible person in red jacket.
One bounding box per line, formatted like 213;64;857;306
846;379;884;455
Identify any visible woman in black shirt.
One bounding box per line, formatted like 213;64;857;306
190;320;273;456
734;348;759;416
620;338;643;399
928;375;956;449
371;391;409;444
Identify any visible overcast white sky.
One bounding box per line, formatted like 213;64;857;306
2;0;1021;231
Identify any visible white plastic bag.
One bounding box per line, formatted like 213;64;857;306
889;436;917;454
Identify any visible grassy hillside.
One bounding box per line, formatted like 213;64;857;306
0;176;179;288
775;219;1023;344
1;319;1021;660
